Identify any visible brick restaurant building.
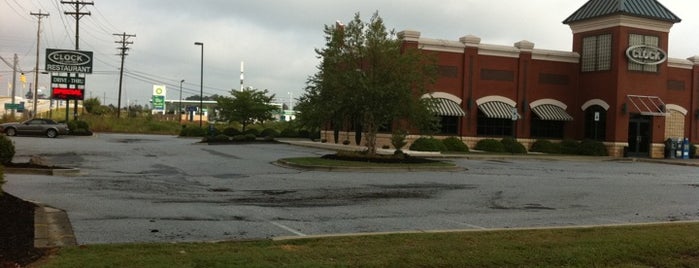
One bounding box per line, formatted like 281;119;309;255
390;0;699;158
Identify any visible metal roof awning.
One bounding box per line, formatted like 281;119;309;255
428;98;467;117
478;101;519;119
531;104;574;121
627;95;667;116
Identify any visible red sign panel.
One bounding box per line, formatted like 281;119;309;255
52;88;85;100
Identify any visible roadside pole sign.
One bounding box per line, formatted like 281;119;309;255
45;49;93;74
4;103;24;110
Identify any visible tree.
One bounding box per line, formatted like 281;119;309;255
83;97;101;113
298;12;437;155
217;89;277;132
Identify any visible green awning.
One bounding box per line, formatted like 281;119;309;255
429;98;466;117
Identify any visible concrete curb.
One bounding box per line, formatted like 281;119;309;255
274;159;466;172
272;220;699;241
33;202;77;248
5;167;81;176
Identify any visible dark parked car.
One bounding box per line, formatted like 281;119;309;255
0;118;70;138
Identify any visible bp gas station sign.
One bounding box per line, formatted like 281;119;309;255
152;85;166;112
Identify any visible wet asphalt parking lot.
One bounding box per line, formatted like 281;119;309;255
4;133;699;244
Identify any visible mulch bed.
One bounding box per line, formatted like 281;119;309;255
0;193;45;267
321;153;440;164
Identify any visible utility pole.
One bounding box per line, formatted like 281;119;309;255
61;0;93;121
113;32;135;118
10;54;18;118
30;10;49;118
0;54;19;118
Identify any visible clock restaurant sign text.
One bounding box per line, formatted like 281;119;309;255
45;48;94;74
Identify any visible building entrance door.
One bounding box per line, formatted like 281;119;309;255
627;115;651;157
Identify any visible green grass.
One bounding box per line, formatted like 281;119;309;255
280;157;456;168
37;223;699;267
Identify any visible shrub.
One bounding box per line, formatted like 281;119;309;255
391;130;408;152
76;120;90;130
0;135;14;165
409;137;447;152
530;140;562;154
560;139;580;155
260;128;279;138
691;144;697;159
308;130;321;141
232;135;247;142
244;134;257;141
243;128;259;137
0;164;4;193
501;137;527;154
222;127;241;137
298;130;311;139
578;139;609;156
179;126;206;137
442;137;469;153
474;139;506;153
205;134;230;143
280;128;298;138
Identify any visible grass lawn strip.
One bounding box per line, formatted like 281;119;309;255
36;222;699;267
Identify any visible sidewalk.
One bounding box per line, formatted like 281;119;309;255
33;203;77;248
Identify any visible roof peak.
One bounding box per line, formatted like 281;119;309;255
563;0;681;25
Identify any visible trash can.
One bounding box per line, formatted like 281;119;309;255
664;138;673;159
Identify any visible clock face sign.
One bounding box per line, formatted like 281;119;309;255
626;45;667;65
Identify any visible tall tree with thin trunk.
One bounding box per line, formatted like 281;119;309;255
298;12;437;155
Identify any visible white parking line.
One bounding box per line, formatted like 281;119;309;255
269;221;306;236
597;218;627;224
444;219;487;229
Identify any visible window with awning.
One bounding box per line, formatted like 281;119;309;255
531;104;574;121
478;101;519;119
627;95;666;116
427;98;467;117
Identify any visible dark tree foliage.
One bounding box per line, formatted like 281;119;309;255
297;12;437;155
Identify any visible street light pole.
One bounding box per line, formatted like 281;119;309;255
179;79;184;124
194;42;203;128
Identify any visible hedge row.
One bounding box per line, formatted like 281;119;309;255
474;138;527;154
530;139;609;156
180;126;320;139
409;137;469;153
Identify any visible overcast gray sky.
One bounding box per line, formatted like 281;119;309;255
1;0;698;107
